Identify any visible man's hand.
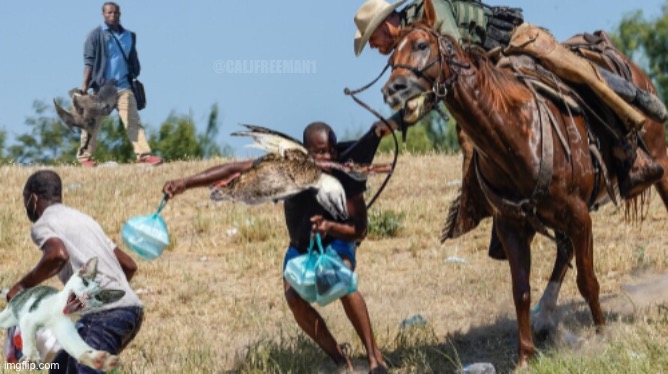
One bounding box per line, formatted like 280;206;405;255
7;284;23;301
162;179;187;200
373;119;398;138
310;215;332;237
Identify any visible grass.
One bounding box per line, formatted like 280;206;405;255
367;209;405;239
0;154;667;373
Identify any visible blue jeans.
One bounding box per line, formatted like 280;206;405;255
50;306;143;374
283;239;357;271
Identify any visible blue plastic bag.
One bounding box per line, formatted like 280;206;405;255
283;236;319;303
314;242;358;307
284;234;357;306
121;196;169;260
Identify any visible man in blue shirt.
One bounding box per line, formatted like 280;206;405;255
79;2;162;167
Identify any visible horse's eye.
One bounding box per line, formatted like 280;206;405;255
416;42;429;51
82;279;89;287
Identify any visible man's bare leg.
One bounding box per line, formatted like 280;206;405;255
340;291;386;372
284;280;352;371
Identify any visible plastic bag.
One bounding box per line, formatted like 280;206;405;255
283;237;319;303
314;244;358;307
284;234;358;306
121;195;169;260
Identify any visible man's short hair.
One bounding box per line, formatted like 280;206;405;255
303;122;337;147
102;2;120;12
24;170;62;203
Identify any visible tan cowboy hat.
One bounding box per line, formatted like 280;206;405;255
354;0;408;57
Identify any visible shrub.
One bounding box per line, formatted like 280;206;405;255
367;209;404;239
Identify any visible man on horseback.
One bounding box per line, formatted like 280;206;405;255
354;0;667;254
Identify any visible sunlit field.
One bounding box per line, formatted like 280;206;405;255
1;154;667;373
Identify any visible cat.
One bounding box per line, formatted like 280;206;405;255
0;257;125;371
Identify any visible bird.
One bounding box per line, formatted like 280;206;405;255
209;124;391;220
54;80;118;135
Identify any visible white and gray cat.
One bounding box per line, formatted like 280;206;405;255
0;257;125;371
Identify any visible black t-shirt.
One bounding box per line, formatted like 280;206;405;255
283;127;380;252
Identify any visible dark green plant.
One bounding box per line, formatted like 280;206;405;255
611;3;668;141
7;99;80;164
6;99;233;164
378;104;459;154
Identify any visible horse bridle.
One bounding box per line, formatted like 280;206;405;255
342;26;469;210
388;26;471;101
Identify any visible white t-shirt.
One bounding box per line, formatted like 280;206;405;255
31;203;142;311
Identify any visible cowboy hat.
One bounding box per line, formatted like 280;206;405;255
354;0;408;57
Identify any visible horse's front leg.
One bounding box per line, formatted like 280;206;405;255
532;232;574;336
495;216;536;368
568;203;605;329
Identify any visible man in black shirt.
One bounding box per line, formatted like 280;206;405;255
163;122;387;373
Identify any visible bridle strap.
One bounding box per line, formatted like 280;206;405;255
389;26;471;100
391;55;442;87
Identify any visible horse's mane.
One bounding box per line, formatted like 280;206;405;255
466;47;532;113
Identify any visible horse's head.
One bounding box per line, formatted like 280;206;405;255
382;0;462;124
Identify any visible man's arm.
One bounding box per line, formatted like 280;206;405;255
82;65;93;92
431;0;462;42
376;114;402;137
337;117;401;166
82;29;97;92
6;238;69;301
162;160;254;199
311;193;368;242
114;247;137;282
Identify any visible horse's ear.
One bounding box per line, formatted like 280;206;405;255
422;0;436;28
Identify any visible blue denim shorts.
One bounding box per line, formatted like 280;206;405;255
50;306;143;374
283;239;357;271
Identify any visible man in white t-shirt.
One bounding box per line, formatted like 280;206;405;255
6;170;143;373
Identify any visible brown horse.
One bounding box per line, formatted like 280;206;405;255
381;0;668;368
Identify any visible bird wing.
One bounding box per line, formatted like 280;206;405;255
232;124;307;157
210;154;308;204
53;99;79;132
314;173;348;221
95;80;118;113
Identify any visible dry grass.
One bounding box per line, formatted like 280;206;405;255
1;154;667;373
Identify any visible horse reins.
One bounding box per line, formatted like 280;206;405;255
343;26;470;210
343;65;400;210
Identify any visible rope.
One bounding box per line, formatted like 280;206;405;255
343;65;400;210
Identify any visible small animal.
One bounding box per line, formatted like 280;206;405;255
210;124;391;220
54;81;118;149
0;257;125;371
